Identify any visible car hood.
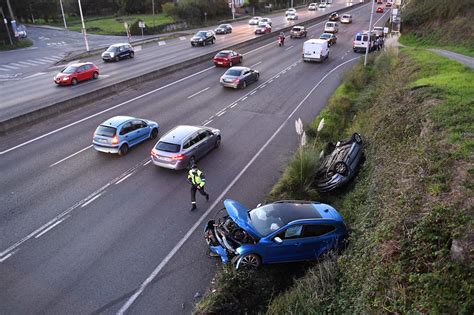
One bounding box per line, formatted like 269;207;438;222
191;36;204;41
55;72;71;79
223;199;261;238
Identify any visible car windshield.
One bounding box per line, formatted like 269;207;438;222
218;25;226;28
320;34;330;39
216;52;229;57
225;69;242;76
95;125;116;137
62;65;77;74
293;27;302;31
196;31;207;37
106;46;117;52
155;141;180;153
248;203;322;236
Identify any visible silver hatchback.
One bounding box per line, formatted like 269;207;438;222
151;125;221;170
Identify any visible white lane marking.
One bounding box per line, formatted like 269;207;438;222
34;217;67;239
10;63;27;68
241;96;248;101
144;160;151;166
250;61;262;68
260;84;266;88
275;74;280;78
50;145;92;167
285;45;294;51
187;87;210;99
36;58;54;63
0;68;9;71
0;26;332;156
216;111;226;117
203;119;213;126
158;41;166;46
117;55;362;314
80;193;102;208
24;72;47;79
268;79;273;83
115;173;133;185
0;66;214;155
0;250;17;262
179;36;186;40
230;103;238;108
28;60;46;65
250;91;257;95
2;64;20;70
42;56;60;61
18;61;38;66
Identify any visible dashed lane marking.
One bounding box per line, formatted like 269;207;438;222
158;41;166;46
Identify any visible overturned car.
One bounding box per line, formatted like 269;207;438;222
314;133;364;192
205;199;348;269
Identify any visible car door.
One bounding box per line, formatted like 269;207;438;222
131;120;149;144
264;225;309;263
300;224;338;258
76;65;86;81
186;132;201;159
119;122;134;145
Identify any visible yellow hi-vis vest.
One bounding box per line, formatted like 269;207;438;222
188;169;205;187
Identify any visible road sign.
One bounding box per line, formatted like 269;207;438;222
139;21;145;28
383;27;389;34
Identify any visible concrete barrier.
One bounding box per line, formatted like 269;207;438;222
0;2;366;135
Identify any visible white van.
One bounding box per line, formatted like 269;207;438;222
324;21;339;33
353;32;376;53
302;39;329;62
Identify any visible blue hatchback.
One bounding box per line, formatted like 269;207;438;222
205;199;348;269
92;116;159;156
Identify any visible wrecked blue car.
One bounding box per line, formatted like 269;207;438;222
204;199;348;269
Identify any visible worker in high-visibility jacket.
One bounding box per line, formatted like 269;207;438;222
187;163;209;211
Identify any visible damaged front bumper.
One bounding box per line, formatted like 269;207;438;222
204;220;239;264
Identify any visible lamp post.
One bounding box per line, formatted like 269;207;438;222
77;0;89;52
60;0;67;29
152;0;156;29
364;0;376;67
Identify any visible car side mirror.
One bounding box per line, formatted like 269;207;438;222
274;237;283;244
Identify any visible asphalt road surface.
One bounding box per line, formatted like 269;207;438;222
0;0;359;122
0;2;390;314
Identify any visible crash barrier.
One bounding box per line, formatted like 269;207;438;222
0;1;366;135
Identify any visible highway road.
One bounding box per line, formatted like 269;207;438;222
0;0;359;122
0;2;389;314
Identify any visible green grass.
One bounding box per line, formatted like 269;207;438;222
195;47;474;313
33;14;174;35
0;38;33;51
399;33;474;57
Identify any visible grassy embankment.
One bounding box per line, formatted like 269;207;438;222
0;38;33;51
195;44;473;313
399;0;474;56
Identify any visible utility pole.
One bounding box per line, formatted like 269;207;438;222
364;0;376;67
60;0;67;29
77;0;89;52
152;0;156;29
0;7;13;45
6;0;14;20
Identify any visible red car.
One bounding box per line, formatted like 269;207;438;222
255;25;271;35
213;50;243;67
54;62;99;86
376;7;384;13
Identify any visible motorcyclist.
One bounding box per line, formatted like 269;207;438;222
278;32;285;45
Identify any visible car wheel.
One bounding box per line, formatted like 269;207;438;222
129;51;134;58
237;253;261;269
256;73;260;81
71;78;78;85
241;80;247;89
334;161;348;175
115;56;120;62
187;156;196;169
203;41;206;46
150;128;158;140
118;144;128;156
240;56;243;64
214;136;221;149
92;72;99;79
211;39;214;44
352;133;363;144
290;35;293;39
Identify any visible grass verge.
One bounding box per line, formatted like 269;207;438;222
0;38;33;51
195;45;473;313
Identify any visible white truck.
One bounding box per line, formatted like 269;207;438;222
302;39;330;62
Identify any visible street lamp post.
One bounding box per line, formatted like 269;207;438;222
77;0;89;52
60;0;67;29
152;0;156;29
364;0;376;67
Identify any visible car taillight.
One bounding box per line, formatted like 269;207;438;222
151;150;157;157
112;136;119;144
172;154;185;160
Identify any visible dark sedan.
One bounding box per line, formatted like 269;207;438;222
190;30;215;46
215;24;232;34
314;133;364;192
329;12;339;21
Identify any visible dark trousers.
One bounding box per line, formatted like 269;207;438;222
191;185;208;204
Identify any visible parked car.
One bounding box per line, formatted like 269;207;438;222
324;21;339;33
255;24;271;34
290;26;307;38
308;3;317;10
319;2;327;8
302;39;330;62
151;125;221;170
16;24;27;38
340;14;352;24
213;50;243;67
258;17;272;27
205;199;349;268
248;16;262;25
319;33;337;46
287;13;298;20
353;32;377;52
314;133;364;192
285;8;296;16
92;116;159;156
190;30;215;46
54;62;99;86
214;24;233;34
373;26;385;37
220;66;259;89
329;12;339;21
101;43;134;62
386;2;392;7
376;6;384;13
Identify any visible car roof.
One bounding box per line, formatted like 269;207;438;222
67;62;94;67
160;125;203;144
292;25;304;29
218;50;233;54
305;38;327;44
109;43;129;47
100;116;136;128
228;66;248;71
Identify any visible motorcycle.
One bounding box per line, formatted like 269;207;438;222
277;36;285;47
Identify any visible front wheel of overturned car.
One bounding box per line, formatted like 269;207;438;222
237;253;261;269
334;161;348;175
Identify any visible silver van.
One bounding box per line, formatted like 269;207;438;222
324;21;339;33
151;125;221;170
